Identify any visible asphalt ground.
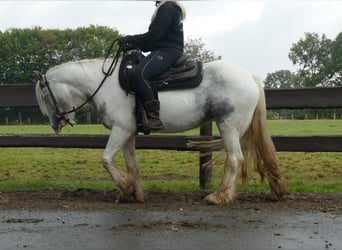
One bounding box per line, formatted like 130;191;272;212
0;209;340;250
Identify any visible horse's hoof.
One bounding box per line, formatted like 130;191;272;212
265;191;282;201
204;191;237;205
134;190;145;203
115;193;134;203
204;193;225;205
115;191;145;204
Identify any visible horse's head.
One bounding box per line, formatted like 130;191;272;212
34;71;76;134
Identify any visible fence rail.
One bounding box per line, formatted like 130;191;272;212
0;134;341;152
1;84;342;108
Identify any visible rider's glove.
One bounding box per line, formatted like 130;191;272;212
118;36;136;51
121;43;136;52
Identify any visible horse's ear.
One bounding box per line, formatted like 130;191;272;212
33;71;44;82
33;71;45;88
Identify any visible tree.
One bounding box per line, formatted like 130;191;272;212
0;26;120;84
264;70;303;89
184;37;220;63
288;32;341;87
330;32;342;85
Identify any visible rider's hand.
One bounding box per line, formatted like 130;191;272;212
118;36;136;51
121;43;136;52
118;36;127;45
118;36;133;45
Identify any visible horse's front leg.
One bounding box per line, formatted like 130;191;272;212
102;126;136;202
122;134;144;202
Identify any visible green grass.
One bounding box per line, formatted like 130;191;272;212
0;120;341;192
268;120;342;136
1;119;342;135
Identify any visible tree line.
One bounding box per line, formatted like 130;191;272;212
0;25;120;84
264;32;341;88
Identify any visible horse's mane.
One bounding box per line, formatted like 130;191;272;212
46;59;103;75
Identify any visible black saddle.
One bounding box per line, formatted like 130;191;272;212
119;50;203;95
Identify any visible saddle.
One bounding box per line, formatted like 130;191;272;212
119;50;203;95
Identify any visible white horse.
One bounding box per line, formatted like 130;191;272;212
34;58;287;205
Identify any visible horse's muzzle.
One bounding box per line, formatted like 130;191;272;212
51;116;67;135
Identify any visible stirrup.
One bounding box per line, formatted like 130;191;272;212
148;118;164;131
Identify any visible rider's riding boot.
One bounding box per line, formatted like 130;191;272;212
144;100;164;131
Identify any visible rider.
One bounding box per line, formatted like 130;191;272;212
118;1;186;131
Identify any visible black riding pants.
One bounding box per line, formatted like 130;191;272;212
131;47;182;104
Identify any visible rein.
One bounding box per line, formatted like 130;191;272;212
42;39;123;125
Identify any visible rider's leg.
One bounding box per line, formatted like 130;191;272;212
131;48;182;130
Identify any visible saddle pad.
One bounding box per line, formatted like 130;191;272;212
153;61;203;91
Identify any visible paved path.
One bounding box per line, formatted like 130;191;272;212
0;209;340;250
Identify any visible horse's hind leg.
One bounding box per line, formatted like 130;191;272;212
205;125;244;205
122;134;144;202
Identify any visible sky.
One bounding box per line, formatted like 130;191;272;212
0;0;341;79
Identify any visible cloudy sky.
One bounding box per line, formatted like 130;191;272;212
0;0;341;79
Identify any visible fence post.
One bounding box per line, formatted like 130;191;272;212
199;121;213;189
18;112;22;124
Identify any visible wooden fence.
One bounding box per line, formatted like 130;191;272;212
1;84;342;187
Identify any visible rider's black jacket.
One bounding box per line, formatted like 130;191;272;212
124;1;184;52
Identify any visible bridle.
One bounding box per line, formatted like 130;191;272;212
39;75;74;127
40;39;123;127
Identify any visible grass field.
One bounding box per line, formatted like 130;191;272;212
0;120;341;192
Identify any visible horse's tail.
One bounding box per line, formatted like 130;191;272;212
240;75;287;200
